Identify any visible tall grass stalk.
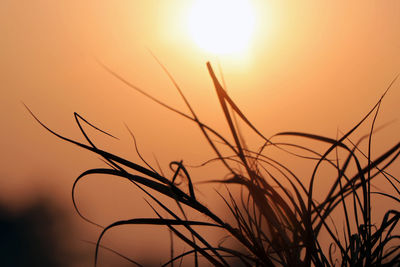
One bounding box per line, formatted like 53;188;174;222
26;62;400;266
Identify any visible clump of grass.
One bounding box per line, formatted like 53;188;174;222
26;62;400;266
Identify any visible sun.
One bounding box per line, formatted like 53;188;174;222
188;0;256;55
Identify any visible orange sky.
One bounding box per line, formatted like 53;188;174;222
1;0;400;265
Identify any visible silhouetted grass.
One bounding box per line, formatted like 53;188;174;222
26;62;400;266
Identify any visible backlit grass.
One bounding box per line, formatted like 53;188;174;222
26;62;400;266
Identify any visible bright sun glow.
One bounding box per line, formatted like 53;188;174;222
188;0;256;55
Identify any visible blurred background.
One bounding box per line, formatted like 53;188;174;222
1;0;399;266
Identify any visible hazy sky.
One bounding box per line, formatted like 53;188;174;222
1;0;399;265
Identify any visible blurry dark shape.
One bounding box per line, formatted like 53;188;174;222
0;197;69;267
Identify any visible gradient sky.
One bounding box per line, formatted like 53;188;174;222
1;0;400;265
